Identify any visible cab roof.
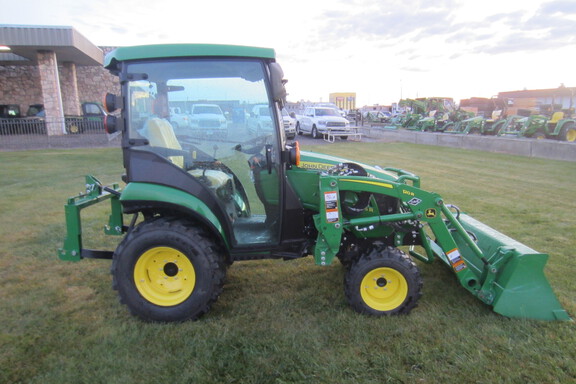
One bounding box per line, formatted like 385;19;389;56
104;44;276;69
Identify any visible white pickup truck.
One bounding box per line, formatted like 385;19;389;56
169;107;191;130
296;107;351;139
189;104;228;137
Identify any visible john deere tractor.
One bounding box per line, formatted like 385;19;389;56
58;44;570;322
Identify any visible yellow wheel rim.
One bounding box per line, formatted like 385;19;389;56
360;267;408;311
134;246;195;306
566;128;576;142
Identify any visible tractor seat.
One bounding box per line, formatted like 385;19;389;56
142;118;232;190
142;118;184;168
548;112;564;125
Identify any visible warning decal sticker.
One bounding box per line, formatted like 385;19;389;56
446;248;467;272
324;191;340;223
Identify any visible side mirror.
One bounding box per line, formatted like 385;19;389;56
103;93;123;113
269;63;287;108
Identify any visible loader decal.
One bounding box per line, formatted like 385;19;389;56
299;161;334;171
425;209;437;218
340;179;393;189
324;191;340;223
447;248;467;272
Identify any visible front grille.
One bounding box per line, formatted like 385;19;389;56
327;122;346;128
200;120;221;128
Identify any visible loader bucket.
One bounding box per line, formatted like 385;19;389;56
449;214;570;321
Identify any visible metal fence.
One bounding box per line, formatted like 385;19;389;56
0;117;121;151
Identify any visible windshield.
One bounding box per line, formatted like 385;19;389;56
125;59;276;146
192;105;223;115
316;108;340;117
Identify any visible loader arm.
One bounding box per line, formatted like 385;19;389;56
312;172;570;321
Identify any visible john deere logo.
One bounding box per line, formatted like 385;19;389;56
425;209;437;218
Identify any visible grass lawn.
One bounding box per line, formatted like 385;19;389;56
0;142;574;384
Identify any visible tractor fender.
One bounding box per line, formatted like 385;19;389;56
120;182;229;249
555;118;575;134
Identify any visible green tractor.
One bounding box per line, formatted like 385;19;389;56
400;98;458;132
496;112;576;141
544;111;576;142
442;116;485;134
497;114;549;138
58;44;570;322
480;108;508;136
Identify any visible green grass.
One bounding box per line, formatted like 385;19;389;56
1;143;575;384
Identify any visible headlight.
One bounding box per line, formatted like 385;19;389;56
318;120;327;126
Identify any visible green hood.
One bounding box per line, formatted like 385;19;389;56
297;150;400;182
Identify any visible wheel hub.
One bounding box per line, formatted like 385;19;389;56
163;262;179;277
376;277;388;287
134;246;196;306
360;267;408;311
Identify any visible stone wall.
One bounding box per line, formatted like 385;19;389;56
37;50;65;134
76;47;120;105
0;46;120;115
0;65;43;112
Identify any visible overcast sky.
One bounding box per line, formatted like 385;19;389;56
2;0;575;106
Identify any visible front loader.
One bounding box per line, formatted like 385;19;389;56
58;44;570;322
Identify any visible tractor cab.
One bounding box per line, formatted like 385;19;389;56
104;45;305;255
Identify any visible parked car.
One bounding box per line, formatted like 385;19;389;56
282;109;296;139
189;104;228;138
21;104;46;134
169;107;191;130
0;104;22;134
247;104;274;136
65;102;108;133
297;107;351;139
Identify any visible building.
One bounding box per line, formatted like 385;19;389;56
0;25;119;135
329;92;356;111
460;87;575;118
497;86;575;116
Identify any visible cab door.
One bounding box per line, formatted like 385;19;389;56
123;59;283;247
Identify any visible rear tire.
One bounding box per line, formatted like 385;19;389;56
111;217;226;322
345;247;422;316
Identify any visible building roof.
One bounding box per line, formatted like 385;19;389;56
498;87;576;98
0;25;103;66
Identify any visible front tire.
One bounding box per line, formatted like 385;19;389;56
311;126;320;139
111;217;226;322
533;129;547;140
345;247;422;316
